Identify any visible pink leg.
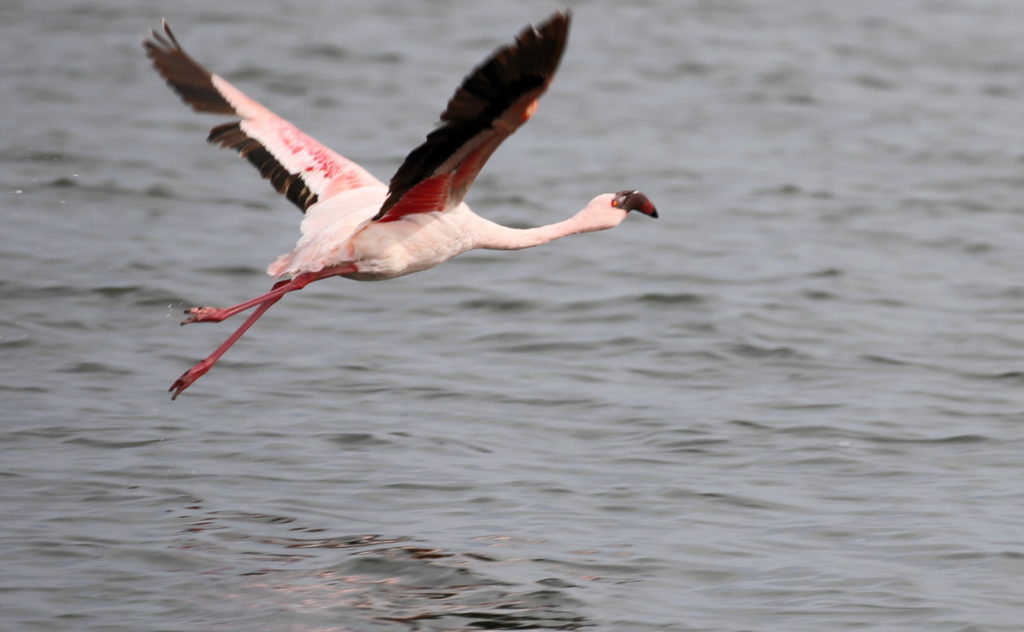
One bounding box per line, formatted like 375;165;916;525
181;265;356;325
169;295;282;399
168;264;356;399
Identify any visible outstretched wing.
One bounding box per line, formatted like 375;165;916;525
143;21;384;212
372;11;570;224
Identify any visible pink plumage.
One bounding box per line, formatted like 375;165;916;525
143;12;657;399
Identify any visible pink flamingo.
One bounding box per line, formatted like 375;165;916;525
144;11;657;399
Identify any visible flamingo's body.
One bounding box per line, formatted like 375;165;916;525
144;12;657;399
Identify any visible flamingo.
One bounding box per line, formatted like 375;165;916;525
144;11;657;399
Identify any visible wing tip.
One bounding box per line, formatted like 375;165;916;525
376;11;573;221
538;9;572;39
143;19;236;116
520;9;572;58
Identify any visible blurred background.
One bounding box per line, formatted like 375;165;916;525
3;0;1023;630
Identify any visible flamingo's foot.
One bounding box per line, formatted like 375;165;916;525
169;359;213;400
181;306;227;325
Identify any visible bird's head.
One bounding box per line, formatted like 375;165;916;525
579;190;658;231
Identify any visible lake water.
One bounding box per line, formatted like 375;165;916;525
3;1;1024;630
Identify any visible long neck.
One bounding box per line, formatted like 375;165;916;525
471;212;598;251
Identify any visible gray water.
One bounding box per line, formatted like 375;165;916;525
3;0;1024;630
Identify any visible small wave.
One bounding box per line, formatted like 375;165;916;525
293;43;351;60
636;291;707;305
56;362;132;376
457;297;538;313
317;432;393;448
726;342;807;360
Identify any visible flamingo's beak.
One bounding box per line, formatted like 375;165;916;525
618;190;658;218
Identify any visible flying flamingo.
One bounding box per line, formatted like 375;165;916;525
144;11;657;399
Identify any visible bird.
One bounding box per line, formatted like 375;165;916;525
143;11;657;399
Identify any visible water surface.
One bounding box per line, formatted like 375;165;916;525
3;1;1024;630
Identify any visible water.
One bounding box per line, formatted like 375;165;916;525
3;0;1024;630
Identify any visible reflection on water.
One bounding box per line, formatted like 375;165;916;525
178;506;589;631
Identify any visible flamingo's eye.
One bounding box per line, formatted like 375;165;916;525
612;190;634;209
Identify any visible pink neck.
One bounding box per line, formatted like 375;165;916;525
472;213;597;251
